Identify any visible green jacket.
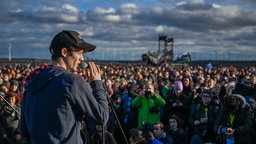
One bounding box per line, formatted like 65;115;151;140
132;94;166;128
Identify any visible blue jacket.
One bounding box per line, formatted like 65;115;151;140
19;66;109;144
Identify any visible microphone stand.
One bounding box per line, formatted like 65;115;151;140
105;93;129;144
102;124;105;144
79;61;129;144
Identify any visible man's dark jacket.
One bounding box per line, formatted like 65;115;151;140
19;66;109;144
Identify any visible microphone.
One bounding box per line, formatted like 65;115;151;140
79;61;89;69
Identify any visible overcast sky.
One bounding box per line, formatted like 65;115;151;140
0;0;255;61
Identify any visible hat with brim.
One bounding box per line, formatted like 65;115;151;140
50;30;96;54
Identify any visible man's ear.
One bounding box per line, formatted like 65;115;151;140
61;47;68;57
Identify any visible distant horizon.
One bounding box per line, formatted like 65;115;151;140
1;58;256;69
0;57;255;62
0;49;255;61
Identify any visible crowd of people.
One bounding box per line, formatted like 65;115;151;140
0;62;255;144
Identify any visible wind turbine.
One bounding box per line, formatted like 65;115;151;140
8;41;12;61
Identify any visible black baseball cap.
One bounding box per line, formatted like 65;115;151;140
49;30;96;54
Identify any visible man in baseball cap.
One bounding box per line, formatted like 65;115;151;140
19;30;109;144
49;30;96;61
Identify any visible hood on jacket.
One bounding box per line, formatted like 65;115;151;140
223;94;246;113
24;66;65;95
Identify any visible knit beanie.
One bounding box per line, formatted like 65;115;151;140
174;81;183;91
200;90;213;99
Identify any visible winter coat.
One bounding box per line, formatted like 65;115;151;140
0;104;20;141
189;103;220;142
132;94;166;128
19;66;109;144
214;95;253;144
164;91;193;127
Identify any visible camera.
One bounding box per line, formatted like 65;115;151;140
220;126;231;134
144;91;152;97
168;127;179;135
149;107;160;113
141;122;153;142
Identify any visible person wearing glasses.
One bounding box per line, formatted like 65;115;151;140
189;90;220;144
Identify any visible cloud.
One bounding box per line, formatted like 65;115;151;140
31;4;82;23
154;25;165;33
118;3;140;14
0;1;20;11
0;0;255;60
87;4;137;24
94;7;116;14
191;0;205;4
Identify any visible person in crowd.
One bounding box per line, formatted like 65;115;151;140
0;52;256;143
249;96;256;139
115;82;139;143
1;74;10;91
198;76;205;88
0;84;9;97
0;92;5;112
213;83;221;104
91;125;117;144
156;72;163;84
80;119;92;144
204;73;212;83
214;94;253;144
204;78;216;91
148;122;173;144
132;82;166;128
158;70;172;98
129;128;145;144
162;71;171;85
249;75;256;96
190;85;202;105
166;115;189;144
9;80;20;94
163;81;193;127
147;73;156;84
107;90;121;136
107;79;114;96
182;75;193;97
218;75;229;103
19;30;109;144
0;92;21;144
214;72;222;84
108;78;128;143
111;78;127;105
189;90;221;144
